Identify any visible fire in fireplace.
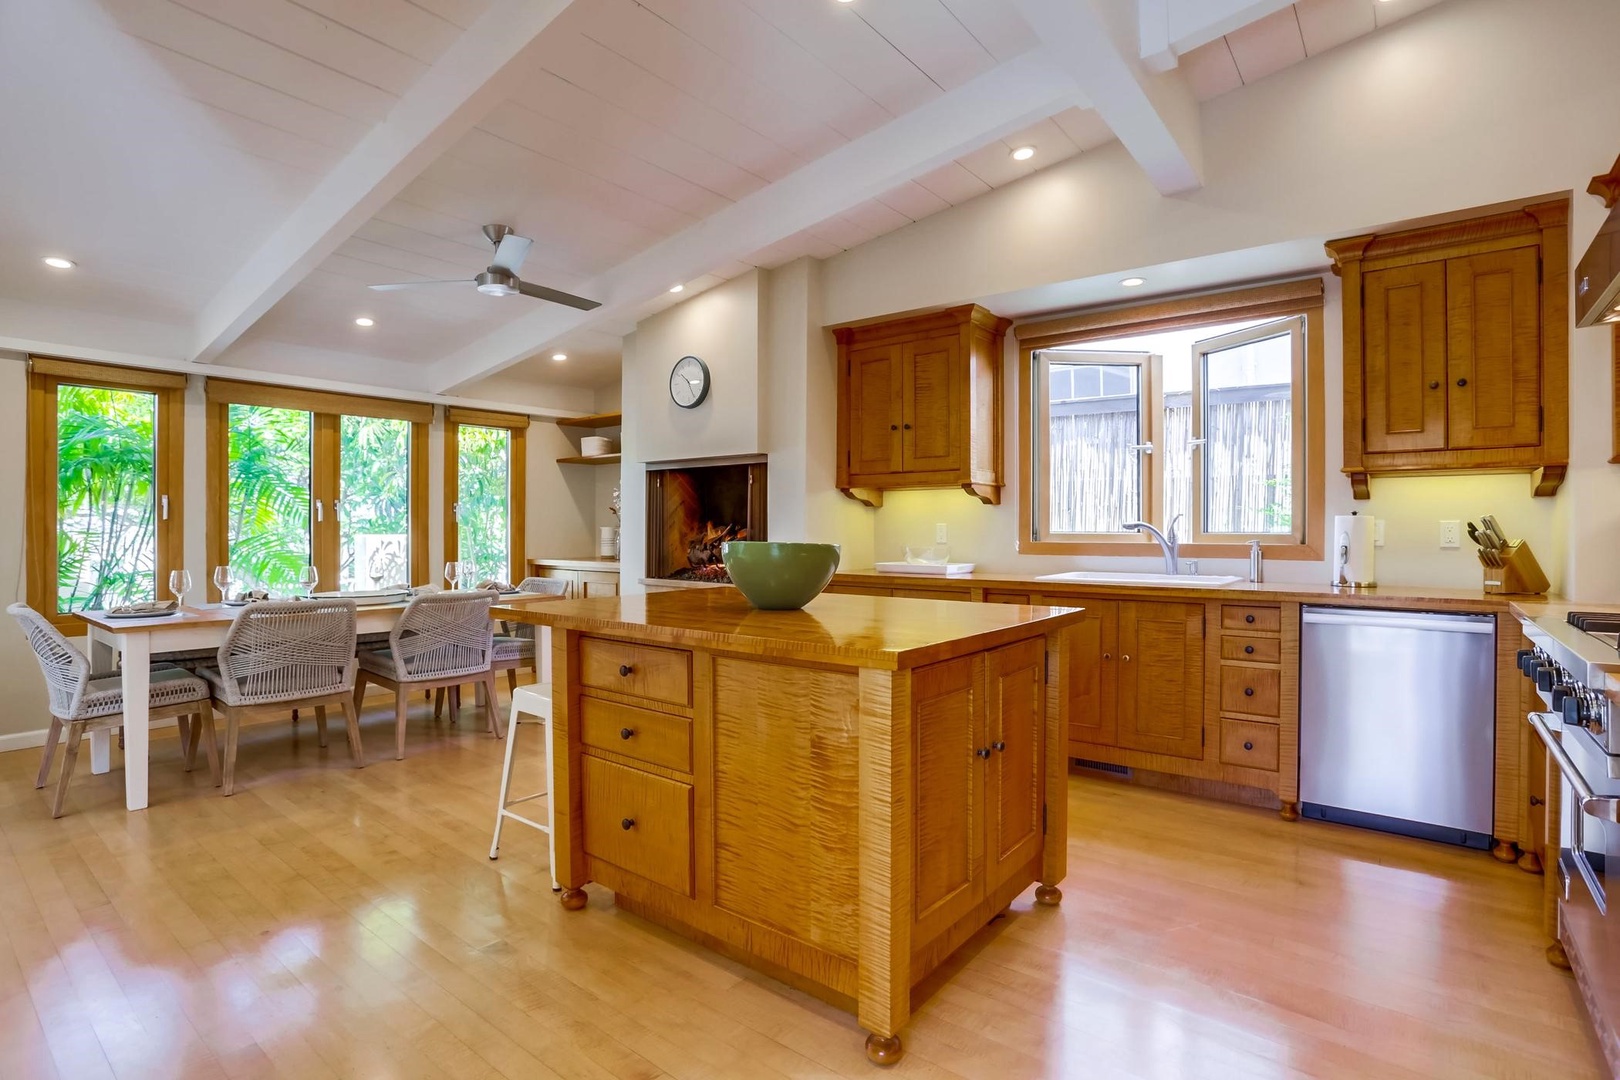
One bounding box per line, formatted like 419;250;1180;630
645;460;767;582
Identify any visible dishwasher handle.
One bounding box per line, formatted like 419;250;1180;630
1531;713;1620;823
1301;608;1495;634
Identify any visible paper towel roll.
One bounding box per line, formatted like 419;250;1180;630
1332;514;1376;588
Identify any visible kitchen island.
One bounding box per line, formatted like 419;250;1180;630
496;588;1086;1064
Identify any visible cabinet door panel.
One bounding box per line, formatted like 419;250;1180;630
1066;603;1116;747
1447;248;1541;450
848;343;902;476
985;638;1046;894
900;335;962;473
580;570;619;598
1115;602;1205;760
1363;263;1448;453
912;655;982;943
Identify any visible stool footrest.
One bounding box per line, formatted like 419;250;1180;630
497;810;549;834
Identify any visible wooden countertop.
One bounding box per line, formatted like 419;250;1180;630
494;587;1085;670
833;568;1548;611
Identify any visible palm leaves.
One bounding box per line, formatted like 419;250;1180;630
55;385;157;611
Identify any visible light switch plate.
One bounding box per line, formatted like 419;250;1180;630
1439;520;1461;549
935;522;948;544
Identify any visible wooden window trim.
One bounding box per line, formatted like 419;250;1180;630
1017;282;1325;561
444;419;527;584
27;359;185;632
1032;350;1158;541
204;392;430;599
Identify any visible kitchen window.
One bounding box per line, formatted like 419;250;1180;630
1019;280;1324;559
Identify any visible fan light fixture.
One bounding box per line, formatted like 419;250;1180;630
354;317;375;327
42;256;75;270
552;353;568;361
1120;277;1147;288
669;284;685;293
1010;146;1036;162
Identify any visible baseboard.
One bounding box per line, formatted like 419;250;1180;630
0;717;184;756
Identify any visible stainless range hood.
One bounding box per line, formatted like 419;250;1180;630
1577;154;1620;327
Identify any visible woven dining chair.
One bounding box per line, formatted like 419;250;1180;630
8;603;219;816
356;590;501;760
444;576;566;716
198;599;362;796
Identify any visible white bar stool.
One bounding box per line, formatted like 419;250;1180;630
489;683;559;891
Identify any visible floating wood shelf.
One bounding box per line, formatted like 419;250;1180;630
552;411;622;429
556;453;621;465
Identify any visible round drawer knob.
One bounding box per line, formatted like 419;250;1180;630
992;741;1006;752
1245;614;1255;624
619;727;635;740
618;664;634;676
1457;377;1468;387
1243;741;1254;751
621;817;635;831
890;424;898;431
1244;645;1254;655
975;747;992;760
1429;381;1439;390
1102;652;1112;660
1244;687;1255;697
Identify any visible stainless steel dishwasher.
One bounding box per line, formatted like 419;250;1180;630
1299;606;1496;848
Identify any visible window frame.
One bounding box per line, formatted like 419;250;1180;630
204;379;430;599
1017;280;1325;561
26;357;187;632
444;407;528;586
1033;350;1158;541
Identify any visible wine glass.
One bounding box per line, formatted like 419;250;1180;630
212;565;233;602
297;565;319;598
168;569;192;607
444;561;461;590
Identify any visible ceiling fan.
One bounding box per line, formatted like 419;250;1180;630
368;224;600;311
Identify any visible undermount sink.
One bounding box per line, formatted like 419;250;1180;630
1035;571;1244;588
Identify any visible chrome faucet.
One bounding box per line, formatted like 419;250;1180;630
1123;515;1181;575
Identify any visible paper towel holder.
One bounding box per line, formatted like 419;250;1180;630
1332;512;1376;590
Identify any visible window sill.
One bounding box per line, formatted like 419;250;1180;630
1019;539;1323;561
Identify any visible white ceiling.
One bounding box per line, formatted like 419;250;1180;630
0;0;1454;404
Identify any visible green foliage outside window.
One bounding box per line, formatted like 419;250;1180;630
227;404;311;593
56;385;158;612
340;415;411;589
457;425;510;584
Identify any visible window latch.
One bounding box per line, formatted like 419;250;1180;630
1188;437;1207;447
314;499;324;523
1127;441;1154;455
160;494;169;521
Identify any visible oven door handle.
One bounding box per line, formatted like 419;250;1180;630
1531;713;1620;823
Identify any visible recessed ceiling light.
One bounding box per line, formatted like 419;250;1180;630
551;353;568;361
1120;277;1146;288
835;0;855;5
42;257;75;270
354;317;375;327
669;284;685;293
1010;146;1036;162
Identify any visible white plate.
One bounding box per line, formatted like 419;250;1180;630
873;561;977;576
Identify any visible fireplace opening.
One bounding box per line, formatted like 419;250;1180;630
645;460;767;582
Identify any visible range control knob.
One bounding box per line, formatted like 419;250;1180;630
1563;694;1585;727
1537;665;1559;693
1553;684;1574;711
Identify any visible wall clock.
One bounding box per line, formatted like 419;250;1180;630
669;355;710;409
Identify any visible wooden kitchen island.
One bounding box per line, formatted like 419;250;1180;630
496;588;1084;1064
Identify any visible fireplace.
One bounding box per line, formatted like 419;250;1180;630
645;459;767;582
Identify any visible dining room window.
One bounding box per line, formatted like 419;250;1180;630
206;381;430;599
445;408;528;586
27;358;187;629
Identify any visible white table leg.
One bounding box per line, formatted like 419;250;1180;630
121;632;151;811
88;626;117;774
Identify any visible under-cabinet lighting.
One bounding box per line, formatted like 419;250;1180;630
42;257;75;270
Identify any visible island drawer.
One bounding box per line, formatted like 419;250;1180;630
580;638;692;707
1219;664;1281;717
1220;635;1281;664
581;756;693;896
1219;718;1279;771
579;698;692;773
1222;604;1281;633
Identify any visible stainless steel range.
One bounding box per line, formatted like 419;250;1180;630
1521;609;1620;1075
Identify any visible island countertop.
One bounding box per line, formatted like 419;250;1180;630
494;586;1085;670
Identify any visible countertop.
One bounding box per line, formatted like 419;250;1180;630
493;587;1086;670
529;556;621;571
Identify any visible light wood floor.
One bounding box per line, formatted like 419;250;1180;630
0;696;1604;1079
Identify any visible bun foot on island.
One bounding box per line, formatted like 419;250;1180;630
497;588;1087;1064
1034;884;1062;906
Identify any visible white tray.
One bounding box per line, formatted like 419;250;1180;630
873;561;977;577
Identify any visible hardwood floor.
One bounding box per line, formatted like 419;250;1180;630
0;697;1603;1079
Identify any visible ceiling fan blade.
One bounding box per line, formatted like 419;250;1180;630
490;233;533;274
517;281;601;310
368;279;472;291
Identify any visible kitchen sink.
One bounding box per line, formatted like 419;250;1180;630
1034;571;1244;588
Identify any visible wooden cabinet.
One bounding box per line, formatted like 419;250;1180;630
983;638;1046;894
1062;599;1204;761
833;305;1010;506
527;562;620;598
1328;199;1569;498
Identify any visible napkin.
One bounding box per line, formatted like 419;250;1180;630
476;579;516;593
108;600;178;616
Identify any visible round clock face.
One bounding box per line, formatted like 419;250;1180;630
669;355;710;409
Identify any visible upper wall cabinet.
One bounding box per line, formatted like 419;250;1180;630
1327;199;1569;498
833;305;1011;507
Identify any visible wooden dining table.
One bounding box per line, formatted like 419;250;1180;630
76;591;564;811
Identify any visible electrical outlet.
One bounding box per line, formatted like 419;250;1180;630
934;522;948;544
1374;519;1385;547
1439;520;1461;549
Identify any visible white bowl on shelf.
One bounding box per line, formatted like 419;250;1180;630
581;435;616;457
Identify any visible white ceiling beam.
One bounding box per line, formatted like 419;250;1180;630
187;0;576;364
1012;0;1204;195
424;50;1083;394
1142;0;1299;70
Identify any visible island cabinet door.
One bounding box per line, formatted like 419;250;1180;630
1114;601;1205;760
984;638;1047;895
912;655;985;945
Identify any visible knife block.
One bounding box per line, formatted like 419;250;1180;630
1481;541;1550;596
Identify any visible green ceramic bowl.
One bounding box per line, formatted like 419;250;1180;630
722;541;842;611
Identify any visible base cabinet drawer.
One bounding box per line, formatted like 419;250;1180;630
1220;635;1281;664
581;756;693;896
1222;605;1281;633
1219;719;1280;771
580;638;692;707
1219;664;1281;717
580;697;692;773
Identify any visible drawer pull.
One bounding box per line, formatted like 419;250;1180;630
1244;645;1254;654
1122;654;1131;663
1243;741;1254;751
991;741;1006;752
1244;687;1255;697
1245;614;1255;624
621;817;636;831
975;747;992;760
1102;652;1112;660
619;727;635;740
618;664;634;677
